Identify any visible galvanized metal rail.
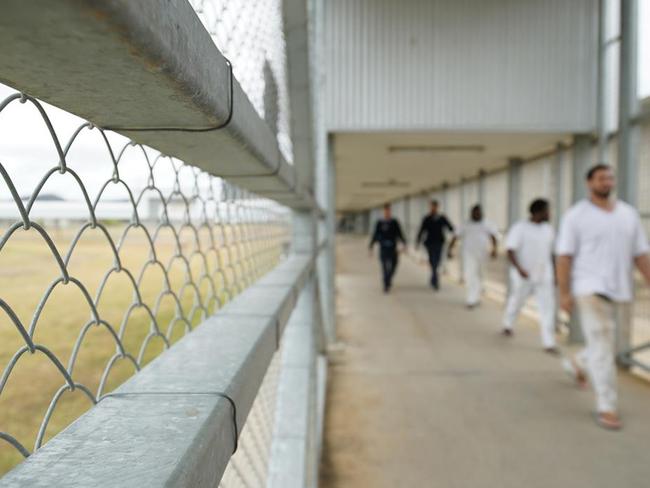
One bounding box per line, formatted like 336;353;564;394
0;250;321;487
0;0;314;208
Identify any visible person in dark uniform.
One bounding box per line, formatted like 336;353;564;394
416;200;454;290
369;203;407;293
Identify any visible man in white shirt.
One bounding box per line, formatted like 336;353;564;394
556;164;650;430
502;199;557;352
448;204;498;308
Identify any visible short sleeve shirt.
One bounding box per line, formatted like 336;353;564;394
458;220;498;259
505;220;555;283
555;199;650;301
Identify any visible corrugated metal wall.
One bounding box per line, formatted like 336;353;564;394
324;0;597;132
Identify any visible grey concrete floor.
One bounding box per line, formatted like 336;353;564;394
320;236;650;488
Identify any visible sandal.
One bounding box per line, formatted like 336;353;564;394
593;411;622;431
561;357;588;389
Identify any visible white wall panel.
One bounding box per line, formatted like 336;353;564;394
325;0;597;132
484;170;508;232
520;155;553;217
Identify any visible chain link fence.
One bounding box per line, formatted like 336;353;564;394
218;350;282;488
0;84;291;474
190;0;293;163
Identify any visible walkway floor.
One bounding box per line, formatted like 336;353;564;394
320;236;650;488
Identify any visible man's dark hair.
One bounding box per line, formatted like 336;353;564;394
586;163;612;180
383;203;391;210
529;198;549;215
430;199;439;206
471;204;482;213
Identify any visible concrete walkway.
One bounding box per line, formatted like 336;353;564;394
320;236;650;488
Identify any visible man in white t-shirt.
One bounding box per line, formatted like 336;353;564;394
448;204;498;308
502;199;557;352
556;164;650;430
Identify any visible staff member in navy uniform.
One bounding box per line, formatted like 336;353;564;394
416;199;455;290
369;203;407;293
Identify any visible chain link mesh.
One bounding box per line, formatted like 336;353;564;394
190;0;293;163
0;86;290;474
218;350;281;488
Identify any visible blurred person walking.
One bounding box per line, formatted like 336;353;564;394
448;204;498;308
502;199;557;353
369;203;407;293
416;199;455;290
556;164;650;430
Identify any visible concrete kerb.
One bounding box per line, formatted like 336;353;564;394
0;255;315;487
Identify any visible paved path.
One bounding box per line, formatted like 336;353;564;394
320;236;650;488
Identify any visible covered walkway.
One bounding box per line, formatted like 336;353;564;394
320;236;650;488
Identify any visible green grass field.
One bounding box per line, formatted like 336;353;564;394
0;223;284;474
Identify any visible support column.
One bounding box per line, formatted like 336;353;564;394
404;195;411;246
441;182;449;213
460;178;468;222
617;0;640;205
505;158;523;294
362;210;370;235
568;135;593;344
282;0;315;191
478;170;486;208
552;143;565;229
507;158;523;227
571;134;592;202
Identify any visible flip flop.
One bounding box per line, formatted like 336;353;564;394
561;357;588;389
593;412;622;431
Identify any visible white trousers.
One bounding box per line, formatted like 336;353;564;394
575;296;631;413
462;253;484;305
503;273;556;348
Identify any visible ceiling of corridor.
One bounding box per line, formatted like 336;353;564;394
334;131;569;211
